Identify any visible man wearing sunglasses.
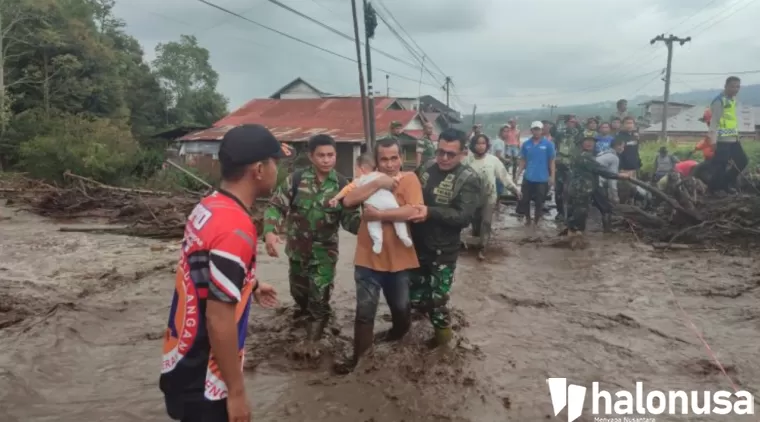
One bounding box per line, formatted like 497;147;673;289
410;128;481;347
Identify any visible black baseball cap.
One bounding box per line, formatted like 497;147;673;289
218;124;285;168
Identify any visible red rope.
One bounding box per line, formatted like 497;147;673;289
666;283;740;393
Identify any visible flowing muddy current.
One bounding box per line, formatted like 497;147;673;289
0;202;758;422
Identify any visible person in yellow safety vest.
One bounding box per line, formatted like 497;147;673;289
707;76;747;194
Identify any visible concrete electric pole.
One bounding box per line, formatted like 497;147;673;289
443;76;452;107
650;34;691;141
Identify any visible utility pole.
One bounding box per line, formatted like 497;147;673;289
350;0;370;145
650;34;691;141
443;77;452;107
385;74;389;97
363;0;377;148
470;104;477;126
542;104;557;117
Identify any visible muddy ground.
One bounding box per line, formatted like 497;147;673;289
0;201;757;422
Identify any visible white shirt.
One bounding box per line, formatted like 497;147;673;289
463;153;517;204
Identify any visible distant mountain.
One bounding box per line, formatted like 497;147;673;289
461;84;760;134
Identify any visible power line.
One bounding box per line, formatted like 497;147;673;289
455;70;661;100
674;69;760;76
372;6;443;88
266;0;420;70
586;0;726;88
374;0;447;78
682;0;756;34
196;0;438;88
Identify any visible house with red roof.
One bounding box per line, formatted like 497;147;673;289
178;78;437;178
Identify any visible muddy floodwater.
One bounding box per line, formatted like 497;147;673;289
0;202;757;422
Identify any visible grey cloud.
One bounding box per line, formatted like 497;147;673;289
114;0;760;113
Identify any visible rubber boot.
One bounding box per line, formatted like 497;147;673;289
307;317;329;341
428;327;453;349
375;310;411;343
334;322;374;374
301;317;329;360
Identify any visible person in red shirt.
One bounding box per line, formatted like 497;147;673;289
694;108;716;160
160;124;282;422
689;109;716;186
675;160;699;178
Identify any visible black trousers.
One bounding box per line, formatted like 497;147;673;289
516;181;548;221
166;397;229;422
709;141;747;192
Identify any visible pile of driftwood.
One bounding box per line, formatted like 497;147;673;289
612;176;760;248
1;172;202;238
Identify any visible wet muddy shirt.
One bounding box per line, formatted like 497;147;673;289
262;166;360;262
160;190;257;402
411;162;481;264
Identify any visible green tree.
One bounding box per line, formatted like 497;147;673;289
153;34;228;127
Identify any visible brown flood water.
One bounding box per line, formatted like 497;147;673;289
0;202;758;422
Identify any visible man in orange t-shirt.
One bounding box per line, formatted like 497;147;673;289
335;137;425;374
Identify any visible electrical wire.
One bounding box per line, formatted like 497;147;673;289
372;6;444;88
455;70;662;100
196;0;439;88
675;69;760;76
266;0;420;70
374;0;447;78
682;0;756;34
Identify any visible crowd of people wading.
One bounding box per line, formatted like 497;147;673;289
157;76;746;422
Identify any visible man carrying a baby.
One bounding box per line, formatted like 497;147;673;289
334;137;425;374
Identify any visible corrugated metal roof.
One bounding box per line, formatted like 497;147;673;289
642;104;758;133
405;130;438;141
422;112;440;123
179;97;417;143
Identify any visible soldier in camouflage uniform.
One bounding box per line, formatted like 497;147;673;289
410;128;481;347
387;120;404;141
554;116;582;221
262;134;361;358
416;121;436;168
565;136;628;236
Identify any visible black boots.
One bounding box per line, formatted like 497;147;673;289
334;322;375;374
374;310;411;343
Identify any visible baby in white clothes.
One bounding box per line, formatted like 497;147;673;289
329;155;413;254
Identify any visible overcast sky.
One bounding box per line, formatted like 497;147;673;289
113;0;760;113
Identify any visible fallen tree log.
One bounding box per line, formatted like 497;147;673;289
624;177;702;222
63;171;171;196
612;204;668;227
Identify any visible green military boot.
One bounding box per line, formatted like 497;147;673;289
428;327;453;349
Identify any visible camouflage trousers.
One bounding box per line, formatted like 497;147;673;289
566;188;612;232
288;250;338;322
409;261;456;329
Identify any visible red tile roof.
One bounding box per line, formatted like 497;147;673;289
180;97;418;143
